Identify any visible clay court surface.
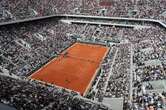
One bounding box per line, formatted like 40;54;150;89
30;42;109;95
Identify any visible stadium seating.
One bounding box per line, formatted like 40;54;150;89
0;0;165;23
0;0;166;110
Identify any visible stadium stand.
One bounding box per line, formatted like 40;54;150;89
0;0;166;23
0;0;166;110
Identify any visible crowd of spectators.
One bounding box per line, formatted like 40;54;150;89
105;44;131;101
98;0;166;21
132;91;166;110
0;0;98;22
131;26;166;109
0;0;166;23
0;75;111;110
135;65;166;82
0;19;75;77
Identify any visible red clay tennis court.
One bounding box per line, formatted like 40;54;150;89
30;42;109;95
